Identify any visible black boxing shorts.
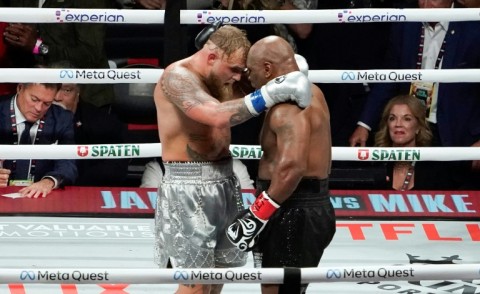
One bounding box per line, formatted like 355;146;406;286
253;178;336;269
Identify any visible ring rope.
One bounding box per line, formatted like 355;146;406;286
1;144;480;161
0;8;479;24
0;264;478;284
1;7;477;289
2;68;480;84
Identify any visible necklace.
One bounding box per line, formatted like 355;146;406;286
398;161;416;191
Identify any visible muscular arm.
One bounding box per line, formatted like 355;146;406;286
266;105;310;204
161;67;254;127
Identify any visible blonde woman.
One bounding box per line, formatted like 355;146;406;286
374;95;457;190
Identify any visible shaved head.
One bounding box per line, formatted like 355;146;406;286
249;36;296;69
246;36;299;88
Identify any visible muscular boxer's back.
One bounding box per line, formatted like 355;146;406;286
154;62;232;162
258;84;331;180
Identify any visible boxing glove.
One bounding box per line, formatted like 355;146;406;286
294;53;309;77
195;20;223;50
243;71;311;116
226;191;280;251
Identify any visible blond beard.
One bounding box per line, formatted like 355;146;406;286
205;71;233;102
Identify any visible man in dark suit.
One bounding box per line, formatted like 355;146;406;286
54;82;129;186
1;0;115;108
0;83;77;197
349;0;480;187
350;0;480;147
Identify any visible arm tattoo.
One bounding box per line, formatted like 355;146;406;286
221;100;254;126
162;67;253;124
161;69;201;112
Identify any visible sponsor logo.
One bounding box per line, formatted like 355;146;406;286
196;10;266;24
174;270;189;281
337;10;407;23
76;145;141;158
358;149;369;160
91;145;140;158
341;72;355;81
55;9;125;23
275;75;286;84
357;254;478;292
329;267;415;280
341;71;423;82
354;149;421;161
171;270;264;282
61;69;142;81
23;270;110;282
77;146;88;157
326;269;342;279
60;70;74;79
20;271;35;281
371;149;421;161
230;146;263;160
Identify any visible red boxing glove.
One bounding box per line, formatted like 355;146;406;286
250;191;280;221
226;191;280;251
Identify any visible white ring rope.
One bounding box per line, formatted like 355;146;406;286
1;7;478;289
0;8;479;24
0;9;478;161
0;264;478;284
1;144;480;161
2;68;480;84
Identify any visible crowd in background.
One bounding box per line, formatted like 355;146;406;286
0;0;479;191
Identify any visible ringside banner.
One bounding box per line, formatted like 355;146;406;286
1;187;479;218
0;217;478;293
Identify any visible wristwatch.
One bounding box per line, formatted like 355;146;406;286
38;42;49;55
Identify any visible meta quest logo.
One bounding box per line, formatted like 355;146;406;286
357;254;480;293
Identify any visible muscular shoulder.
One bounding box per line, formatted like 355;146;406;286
160;62;204;99
162;62;201;86
267;103;305;130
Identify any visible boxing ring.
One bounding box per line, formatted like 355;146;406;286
1;5;480;294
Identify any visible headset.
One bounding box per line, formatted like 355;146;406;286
194;20;223;50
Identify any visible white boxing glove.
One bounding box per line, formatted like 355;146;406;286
243;71;311;116
294;54;309;77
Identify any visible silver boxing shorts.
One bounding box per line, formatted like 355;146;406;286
154;158;247;268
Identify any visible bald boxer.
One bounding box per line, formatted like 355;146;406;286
227;36;336;294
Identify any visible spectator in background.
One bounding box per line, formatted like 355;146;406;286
0;83;77;197
374;95;457;191
456;0;480;7
52;61;129;187
116;0;211;9
348;0;480;188
140;158;255;189
215;0;316;52
1;0;115;108
0;22;16;96
302;0;393;147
